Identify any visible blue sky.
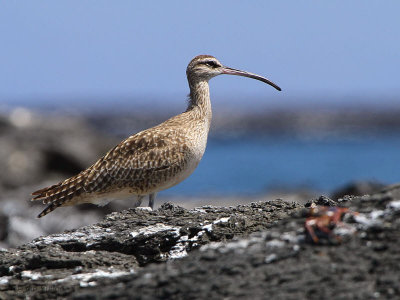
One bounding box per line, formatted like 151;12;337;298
1;1;400;110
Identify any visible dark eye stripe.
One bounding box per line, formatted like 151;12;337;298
204;61;219;68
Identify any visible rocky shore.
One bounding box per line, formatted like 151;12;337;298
0;108;387;249
1;108;399;298
0;188;399;299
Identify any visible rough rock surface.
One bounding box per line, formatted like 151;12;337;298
0;200;300;299
330;180;386;200
0;189;399;299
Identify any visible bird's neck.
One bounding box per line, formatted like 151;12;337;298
186;80;212;126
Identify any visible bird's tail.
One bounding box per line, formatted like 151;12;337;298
31;172;87;218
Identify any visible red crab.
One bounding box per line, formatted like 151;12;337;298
305;206;357;244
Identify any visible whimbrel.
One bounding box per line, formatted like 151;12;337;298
32;55;281;217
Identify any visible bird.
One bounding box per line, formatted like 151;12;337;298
32;55;281;217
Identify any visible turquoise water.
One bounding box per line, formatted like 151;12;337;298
164;134;400;196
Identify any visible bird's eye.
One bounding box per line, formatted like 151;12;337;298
205;61;219;68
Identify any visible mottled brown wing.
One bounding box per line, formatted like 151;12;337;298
32;125;189;217
83;129;189;194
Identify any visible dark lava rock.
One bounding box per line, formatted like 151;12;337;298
0;200;301;299
0;193;400;299
305;195;339;207
76;193;400;300
331;180;386;200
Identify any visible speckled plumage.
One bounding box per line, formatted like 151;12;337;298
32;55;281;217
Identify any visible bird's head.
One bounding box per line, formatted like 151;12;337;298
186;55;281;91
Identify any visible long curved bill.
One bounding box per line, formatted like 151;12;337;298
221;66;281;91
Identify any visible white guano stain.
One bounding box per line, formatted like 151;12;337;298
54;269;134;286
201;216;231;233
31;226;115;246
130;224;180;238
21;270;53;281
0;276;12;285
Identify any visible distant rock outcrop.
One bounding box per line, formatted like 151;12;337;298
0;112;116;191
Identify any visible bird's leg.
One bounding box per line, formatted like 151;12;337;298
148;193;156;210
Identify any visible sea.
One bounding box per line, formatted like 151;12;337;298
164;133;400;196
3;101;400;197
